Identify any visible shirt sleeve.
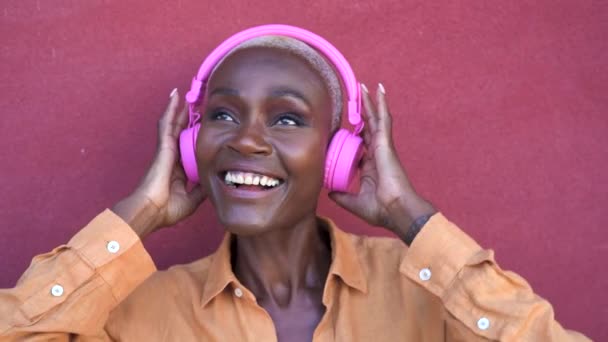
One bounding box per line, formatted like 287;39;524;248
0;209;157;341
399;213;592;341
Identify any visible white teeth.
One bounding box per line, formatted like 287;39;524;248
224;171;282;188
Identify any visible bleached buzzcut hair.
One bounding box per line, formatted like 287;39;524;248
208;35;343;132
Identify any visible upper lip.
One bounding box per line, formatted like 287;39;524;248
218;164;286;181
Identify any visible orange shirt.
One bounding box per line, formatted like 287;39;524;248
0;210;591;341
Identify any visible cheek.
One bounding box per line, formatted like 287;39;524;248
194;127;221;184
277;132;328;189
195;129;213;164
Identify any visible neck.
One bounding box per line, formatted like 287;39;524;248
232;214;331;308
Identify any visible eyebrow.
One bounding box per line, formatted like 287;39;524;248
269;89;311;108
209;87;311;108
209;87;239;97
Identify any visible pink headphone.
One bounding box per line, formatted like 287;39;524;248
179;24;364;192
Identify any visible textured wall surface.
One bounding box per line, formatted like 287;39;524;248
0;0;606;339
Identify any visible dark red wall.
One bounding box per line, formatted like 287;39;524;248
1;1;606;339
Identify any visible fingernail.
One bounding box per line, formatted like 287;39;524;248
378;83;386;94
169;88;178;98
361;83;368;93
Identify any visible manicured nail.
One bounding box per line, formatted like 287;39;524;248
169;88;178;98
361;83;368;93
378;83;386;94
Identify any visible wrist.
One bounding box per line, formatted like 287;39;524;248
402;213;434;246
384;192;436;243
112;192;163;239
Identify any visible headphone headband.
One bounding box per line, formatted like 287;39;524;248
185;24;363;133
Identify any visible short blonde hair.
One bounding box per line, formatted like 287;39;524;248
208;35;343;131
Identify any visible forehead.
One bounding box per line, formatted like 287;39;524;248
206;47;330;102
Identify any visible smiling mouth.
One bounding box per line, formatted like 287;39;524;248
220;171;285;191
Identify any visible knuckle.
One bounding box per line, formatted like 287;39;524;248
384;110;393;120
158;116;170;127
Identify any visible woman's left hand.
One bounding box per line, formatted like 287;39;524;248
329;83;435;239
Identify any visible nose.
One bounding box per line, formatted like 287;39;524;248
226;120;272;156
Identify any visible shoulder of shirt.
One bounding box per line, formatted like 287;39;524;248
158;254;216;288
120;254;216;302
321;216;407;264
107;254;216;331
350;232;406;252
344;230;408;276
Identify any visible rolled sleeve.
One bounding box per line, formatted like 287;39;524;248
399;213;483;298
399;213;591;341
67;209;157;303
4;209;156;336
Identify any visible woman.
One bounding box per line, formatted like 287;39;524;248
0;26;590;341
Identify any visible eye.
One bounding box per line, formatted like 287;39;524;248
211;110;236;122
274;113;303;126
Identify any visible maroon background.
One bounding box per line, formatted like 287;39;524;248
1;0;606;339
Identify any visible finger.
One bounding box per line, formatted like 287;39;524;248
376;83;393;142
186;184;207;206
359;150;374;169
152;135;181;179
158;89;184;145
176;102;189;130
171;161;187;182
141;90;183;190
360;83;380;134
362;128;371;147
167;103;189;138
163;88;181;124
174;184;206;220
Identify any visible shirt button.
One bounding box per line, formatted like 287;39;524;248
50;284;64;297
106;240;120;254
477;317;490;330
234;288;243;298
419;268;432;281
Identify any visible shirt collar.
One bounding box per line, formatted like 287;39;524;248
200;232;238;307
200;216;368;307
320;216;368;294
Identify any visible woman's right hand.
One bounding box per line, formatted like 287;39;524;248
112;89;206;239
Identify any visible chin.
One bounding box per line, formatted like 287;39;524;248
202;170;322;237
215;206;278;236
220;218;272;236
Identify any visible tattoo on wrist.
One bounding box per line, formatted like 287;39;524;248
404;213;435;246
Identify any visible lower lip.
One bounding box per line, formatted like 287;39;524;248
217;177;284;199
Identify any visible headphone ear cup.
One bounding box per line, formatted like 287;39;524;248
324;129;363;191
179;124;201;182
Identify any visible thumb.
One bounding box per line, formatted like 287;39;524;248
329;191;364;215
186;184;207;208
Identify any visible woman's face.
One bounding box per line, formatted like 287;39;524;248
195;47;334;235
